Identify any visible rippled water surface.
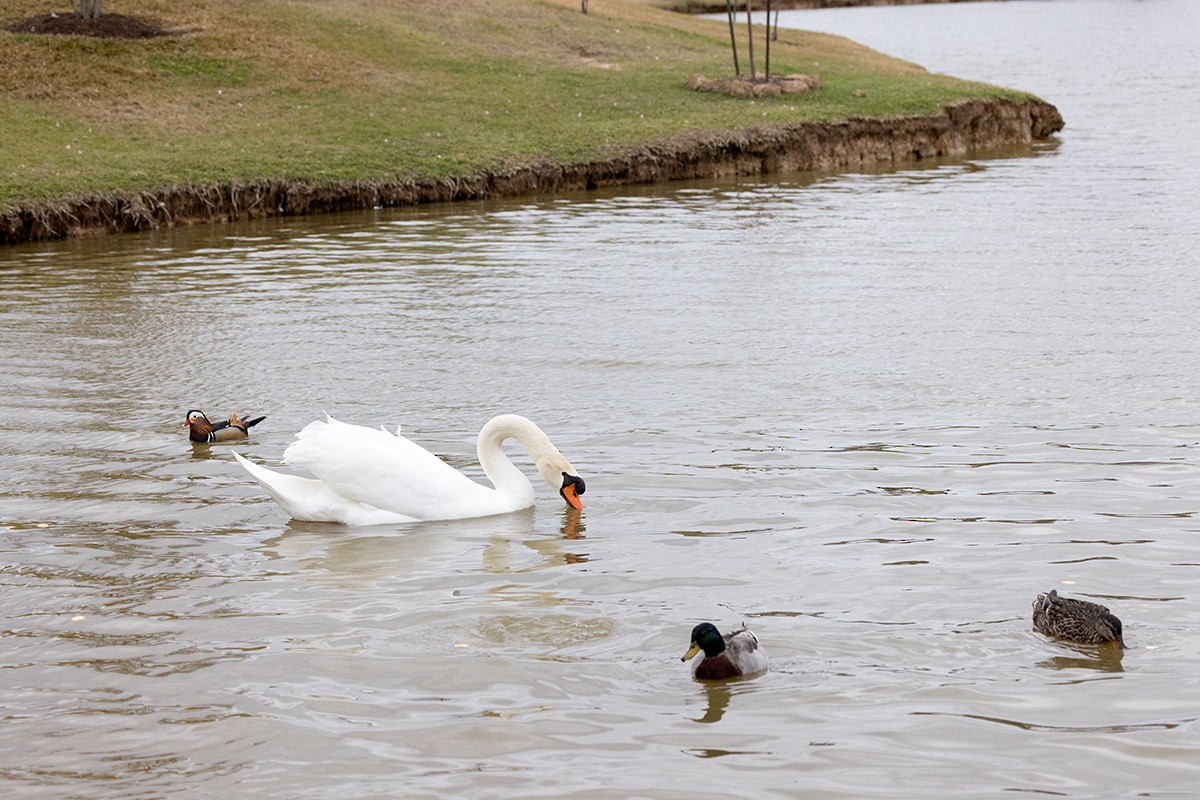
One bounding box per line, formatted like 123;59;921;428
3;1;1200;797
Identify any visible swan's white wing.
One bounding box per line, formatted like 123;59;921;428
281;417;506;520
232;451;418;525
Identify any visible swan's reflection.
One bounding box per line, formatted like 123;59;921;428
561;507;585;540
480;507;589;573
256;511;532;588
257;505;589;586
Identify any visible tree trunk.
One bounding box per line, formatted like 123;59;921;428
764;0;771;79
73;0;103;20
725;0;740;76
744;1;756;80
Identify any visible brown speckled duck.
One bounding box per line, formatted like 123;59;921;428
184;409;266;444
1033;589;1126;648
681;622;768;680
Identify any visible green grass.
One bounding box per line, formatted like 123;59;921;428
0;0;1037;212
143;52;257;85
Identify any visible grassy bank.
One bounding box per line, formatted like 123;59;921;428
637;0;993;13
0;0;1039;218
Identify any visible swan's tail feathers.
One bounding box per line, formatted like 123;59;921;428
233;451;326;520
375;424;403;437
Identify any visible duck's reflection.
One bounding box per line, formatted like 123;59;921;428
1038;643;1125;674
188;443;221;461
692;682;732;724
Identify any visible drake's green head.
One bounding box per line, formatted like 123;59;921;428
681;622;726;662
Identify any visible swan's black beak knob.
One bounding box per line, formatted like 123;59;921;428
560;473;585;510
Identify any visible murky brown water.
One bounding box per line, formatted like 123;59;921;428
3;1;1200;796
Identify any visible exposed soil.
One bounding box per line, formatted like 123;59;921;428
688;73;822;98
2;12;177;39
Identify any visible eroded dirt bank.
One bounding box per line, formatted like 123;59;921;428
2;98;1062;245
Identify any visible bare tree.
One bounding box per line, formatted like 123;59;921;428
725;0;740;76
744;1;756;80
764;0;771;79
72;0;103;19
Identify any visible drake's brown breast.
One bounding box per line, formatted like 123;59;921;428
694;654;742;680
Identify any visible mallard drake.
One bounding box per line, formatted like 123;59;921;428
681;622;768;680
1033;589;1126;648
232;413;584;525
185;409;266;443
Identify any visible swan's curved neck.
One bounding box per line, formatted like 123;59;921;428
476;414;573;499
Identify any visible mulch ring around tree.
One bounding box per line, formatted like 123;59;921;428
687;73;823;98
3;12;179;38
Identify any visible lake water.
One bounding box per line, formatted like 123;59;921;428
3;0;1200;796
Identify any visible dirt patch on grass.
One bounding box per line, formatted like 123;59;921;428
3;12;178;38
688;73;822;98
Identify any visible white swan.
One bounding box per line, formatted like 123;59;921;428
232;414;585;526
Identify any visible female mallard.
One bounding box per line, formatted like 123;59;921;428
1032;589;1126;648
681;622;768;680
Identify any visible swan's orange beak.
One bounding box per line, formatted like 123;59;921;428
560;474;585;511
561;482;583;510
